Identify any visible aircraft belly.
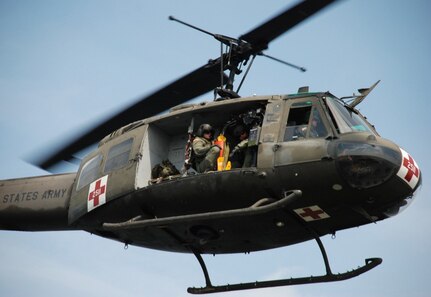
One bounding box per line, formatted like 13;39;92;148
87;158;415;254
85;163;348;253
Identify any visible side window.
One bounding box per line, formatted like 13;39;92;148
76;154;102;190
284;106;311;141
104;138;133;173
284;106;327;141
308;107;328;138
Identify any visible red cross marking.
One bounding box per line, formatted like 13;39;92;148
403;154;419;182
88;179;106;207
299;207;325;220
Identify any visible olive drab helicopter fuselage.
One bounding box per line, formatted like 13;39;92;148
0;0;422;294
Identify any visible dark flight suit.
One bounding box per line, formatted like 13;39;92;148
230;138;254;168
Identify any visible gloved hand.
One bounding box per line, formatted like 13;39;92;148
229;148;238;158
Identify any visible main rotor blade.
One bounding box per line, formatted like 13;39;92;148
37;63;225;171
240;0;338;53
36;1;339;171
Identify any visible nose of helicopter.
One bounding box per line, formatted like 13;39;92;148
334;140;422;215
385;147;422;216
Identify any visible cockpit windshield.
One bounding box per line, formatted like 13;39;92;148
325;96;374;134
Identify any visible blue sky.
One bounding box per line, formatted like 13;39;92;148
1;0;430;296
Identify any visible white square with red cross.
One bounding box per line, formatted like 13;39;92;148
294;205;330;222
87;175;108;212
397;148;420;189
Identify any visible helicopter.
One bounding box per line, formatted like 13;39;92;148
0;0;423;294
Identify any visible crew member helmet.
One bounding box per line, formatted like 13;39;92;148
196;124;215;138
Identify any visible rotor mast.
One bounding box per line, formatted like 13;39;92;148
169;16;305;99
169;16;243;98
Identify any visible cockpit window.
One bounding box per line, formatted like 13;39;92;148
76;154;102;190
104;138;133;173
284;105;328;141
325;96;373;134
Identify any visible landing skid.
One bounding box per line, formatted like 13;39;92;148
104;190;382;294
188;236;382;294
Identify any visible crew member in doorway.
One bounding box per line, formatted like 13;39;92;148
229;125;253;168
192;124;221;173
